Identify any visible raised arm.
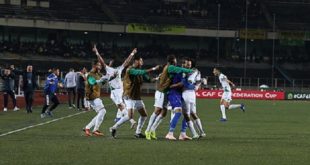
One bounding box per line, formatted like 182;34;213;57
145;65;160;73
128;68;147;76
92;45;106;67
128;65;160;76
227;79;236;88
168;65;192;74
108;60;114;67
122;48;137;67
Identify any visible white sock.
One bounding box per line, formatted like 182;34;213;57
145;112;157;132
180;132;186;136
86;115;97;129
229;104;241;110
135;116;147;134
121;108;128;116
93;108;106;131
194;118;204;134
187;121;198;137
150;114;163;132
168;132;174;136
130;119;136;124
116;109;122;118
220;105;227;119
113;115;129;129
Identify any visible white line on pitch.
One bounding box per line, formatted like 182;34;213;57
0;111;88;137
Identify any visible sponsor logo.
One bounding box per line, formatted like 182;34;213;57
285;92;310;100
196;90;285;100
293;94;310;99
287;93;293;100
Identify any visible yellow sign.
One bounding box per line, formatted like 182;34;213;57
127;23;186;34
239;29;266;40
279;31;305;40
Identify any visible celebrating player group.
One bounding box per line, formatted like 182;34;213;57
40;45;246;140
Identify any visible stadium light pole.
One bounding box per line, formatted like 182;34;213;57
217;3;221;66
243;0;248;85
272;14;276;88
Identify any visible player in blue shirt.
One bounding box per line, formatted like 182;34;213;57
41;68;63;118
165;69;193;140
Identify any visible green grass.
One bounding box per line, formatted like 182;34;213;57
0;98;310;165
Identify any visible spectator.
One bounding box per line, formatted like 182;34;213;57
22;65;38;113
10;64;23;95
64;68;77;109
76;67;87;111
1;68;20;112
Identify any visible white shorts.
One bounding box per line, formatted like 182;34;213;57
182;90;196;103
154;90;168;109
221;91;232;102
110;89;124;105
124;98;145;111
182;101;196;114
88;98;105;112
182;90;197;114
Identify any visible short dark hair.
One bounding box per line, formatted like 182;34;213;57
93;61;101;67
133;54;142;61
52;68;59;72
214;67;220;72
181;57;190;64
188;58;196;68
167;54;176;63
69;68;74;72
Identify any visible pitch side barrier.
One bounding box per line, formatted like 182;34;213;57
196;90;285;100
285;92;310;100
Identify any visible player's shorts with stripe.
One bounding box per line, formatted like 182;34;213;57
44;93;59;106
221;91;232;102
110;88;124;105
88;98;105;112
182;90;197;114
124;98;145;110
154;90;168;109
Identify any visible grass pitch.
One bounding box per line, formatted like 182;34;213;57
0;97;309;165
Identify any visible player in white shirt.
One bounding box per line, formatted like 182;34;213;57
64;68;77;109
106;48;138;128
213;68;245;122
93;46;138;129
182;59;206;138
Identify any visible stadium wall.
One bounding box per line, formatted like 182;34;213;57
2;90;310;111
0;18;276;38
